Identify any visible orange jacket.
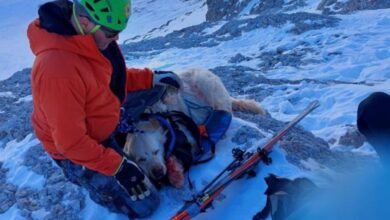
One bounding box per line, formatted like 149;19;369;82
28;20;153;176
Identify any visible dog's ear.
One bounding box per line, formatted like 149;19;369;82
149;118;161;129
123;133;135;155
137;118;161;131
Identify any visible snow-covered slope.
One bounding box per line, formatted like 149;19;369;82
1;0;389;219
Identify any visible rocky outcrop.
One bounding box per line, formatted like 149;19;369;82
0;163;17;214
122;12;339;56
318;0;390;14
206;0;309;21
338;125;366;148
0;69;33;145
206;0;251;21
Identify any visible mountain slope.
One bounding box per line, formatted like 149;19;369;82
0;0;389;219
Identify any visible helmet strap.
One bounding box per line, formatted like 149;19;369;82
72;4;101;35
88;24;101;35
72;3;85;35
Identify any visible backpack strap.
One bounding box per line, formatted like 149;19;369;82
148;114;177;158
193;110;232;164
144;112;196;170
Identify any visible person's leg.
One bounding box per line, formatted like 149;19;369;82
357;92;390;162
56;159;160;218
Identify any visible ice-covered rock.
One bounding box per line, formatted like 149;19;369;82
318;0;390;14
122;12;339;55
338;125;366;148
206;0;309;21
0;69;33;144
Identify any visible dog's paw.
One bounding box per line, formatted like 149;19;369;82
166;156;185;188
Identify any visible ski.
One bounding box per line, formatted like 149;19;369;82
171;100;320;220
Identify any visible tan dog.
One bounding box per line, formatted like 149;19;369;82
124;68;265;188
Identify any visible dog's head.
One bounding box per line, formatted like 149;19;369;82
123;118;168;181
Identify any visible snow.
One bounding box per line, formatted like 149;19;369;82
81;196;124;220
202;21;228;35
124;24;296;70
288;0;323;13
258;9;390;145
126;8;390;146
122;0;207;43
239;0;261;16
0;205;23;220
0;91;15;98
15;95;32;104
0;0;47;81
1;0;389;219
0;134;44;190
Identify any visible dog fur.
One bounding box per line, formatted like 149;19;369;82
124;68;265;188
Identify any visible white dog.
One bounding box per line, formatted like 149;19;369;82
124;68;265;188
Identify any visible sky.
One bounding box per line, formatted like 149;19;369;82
0;0;48;81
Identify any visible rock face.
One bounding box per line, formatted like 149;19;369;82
0;163;17;214
205;0;390;20
206;0;308;21
206;0;249;21
0;69;33;144
318;0;390;14
338;125;366;148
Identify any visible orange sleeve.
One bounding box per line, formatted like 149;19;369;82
40;76;122;176
126;68;153;92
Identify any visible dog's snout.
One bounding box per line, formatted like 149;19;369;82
152;166;165;180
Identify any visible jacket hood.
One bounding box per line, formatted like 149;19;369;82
27;0;105;62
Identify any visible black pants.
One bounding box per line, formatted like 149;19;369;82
357;92;390;160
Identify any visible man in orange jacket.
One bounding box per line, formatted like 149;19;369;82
28;0;181;218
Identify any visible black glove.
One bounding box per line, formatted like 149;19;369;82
153;70;182;89
115;158;151;201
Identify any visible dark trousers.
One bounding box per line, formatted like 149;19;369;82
357;92;390;161
55;135;160;219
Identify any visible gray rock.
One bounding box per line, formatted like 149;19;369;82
231;125;266;150
257;47;319;71
0;184;17;213
23;144;61;179
16;188;41;212
318;0;390;14
206;0;249;21
338;125;366;148
0;69;33;145
0;163;17;214
228;53;253;64
206;0;308;21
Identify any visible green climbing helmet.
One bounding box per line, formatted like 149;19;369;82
75;0;132;31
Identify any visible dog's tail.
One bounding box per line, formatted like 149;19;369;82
231;98;266;115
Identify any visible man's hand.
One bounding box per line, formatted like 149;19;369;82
153;70;182;89
115;158;151;201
